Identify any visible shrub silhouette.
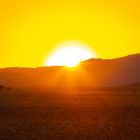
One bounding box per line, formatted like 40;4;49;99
0;85;4;91
0;85;12;91
5;87;12;91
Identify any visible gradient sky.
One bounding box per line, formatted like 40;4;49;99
0;0;140;67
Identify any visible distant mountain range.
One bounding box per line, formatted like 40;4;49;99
0;53;140;89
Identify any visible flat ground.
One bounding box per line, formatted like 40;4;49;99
0;89;140;140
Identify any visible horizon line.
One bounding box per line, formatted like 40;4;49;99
0;53;139;69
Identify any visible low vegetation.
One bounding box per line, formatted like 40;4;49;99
0;89;139;139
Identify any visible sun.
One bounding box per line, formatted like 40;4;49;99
45;42;97;68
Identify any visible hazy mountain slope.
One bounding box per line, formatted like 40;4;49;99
81;53;140;86
0;54;140;88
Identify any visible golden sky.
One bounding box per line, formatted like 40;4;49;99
0;0;140;67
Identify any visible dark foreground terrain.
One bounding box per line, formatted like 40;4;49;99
0;89;140;140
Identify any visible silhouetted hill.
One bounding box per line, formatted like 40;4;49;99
0;53;140;89
80;53;140;87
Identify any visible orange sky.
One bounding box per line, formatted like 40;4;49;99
0;0;140;67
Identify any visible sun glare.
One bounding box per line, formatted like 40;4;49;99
45;42;97;67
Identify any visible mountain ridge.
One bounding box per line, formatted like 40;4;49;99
0;53;140;89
